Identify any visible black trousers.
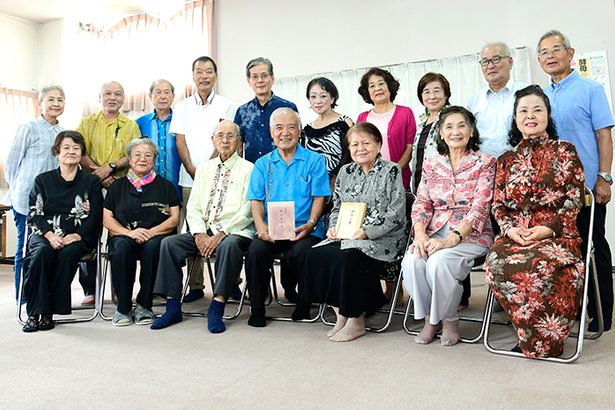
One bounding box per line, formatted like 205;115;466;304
108;235;167;314
245;236;320;309
578;203;613;323
24;235;89;316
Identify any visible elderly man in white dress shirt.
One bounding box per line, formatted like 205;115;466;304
151;120;254;333
171;56;237;303
467;41;528;158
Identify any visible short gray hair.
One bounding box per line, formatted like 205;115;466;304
537;30;571;52
246;57;273;78
213;120;240;136
38;84;65;101
481;41;512;57
149;79;175;94
269;107;301;129
126;138;159;158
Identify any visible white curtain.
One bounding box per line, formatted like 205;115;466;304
75;0;214;117
274;47;532;125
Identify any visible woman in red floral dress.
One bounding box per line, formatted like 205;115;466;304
485;85;585;358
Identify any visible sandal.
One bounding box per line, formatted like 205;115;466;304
22;315;40;333
39;314;55;331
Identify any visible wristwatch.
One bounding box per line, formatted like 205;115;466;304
598;172;613;185
108;162;118;173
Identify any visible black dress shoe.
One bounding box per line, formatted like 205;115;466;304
291;301;312;321
248;308;266;327
39;314;55;331
588;318;612;332
22;315;39;333
183;289;205;303
284;290;299;304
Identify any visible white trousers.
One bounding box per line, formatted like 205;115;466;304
401;233;487;324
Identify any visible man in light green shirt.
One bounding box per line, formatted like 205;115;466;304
151;120;255;333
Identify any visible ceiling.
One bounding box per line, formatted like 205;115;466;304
0;0;185;24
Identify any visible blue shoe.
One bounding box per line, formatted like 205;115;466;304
150;299;182;330
183;289;204;303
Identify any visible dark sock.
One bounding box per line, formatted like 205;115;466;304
150;298;182;330
207;299;226;333
291;301;312;321
248;307;266;327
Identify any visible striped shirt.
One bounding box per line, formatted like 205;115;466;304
3;116;62;215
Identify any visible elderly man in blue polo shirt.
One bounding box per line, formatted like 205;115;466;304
539;29;614;332
234;57;298;164
245;107;330;327
136;79;181;200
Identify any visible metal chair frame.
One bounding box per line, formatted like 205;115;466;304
16;232;102;326
179;255;249;320
266;254;323;323
483;188;603;363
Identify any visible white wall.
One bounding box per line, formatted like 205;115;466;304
215;0;615;106
215;0;615;258
0;12;39;90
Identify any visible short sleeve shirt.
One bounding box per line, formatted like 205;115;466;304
247;145;330;238
170;92;236;187
234;94;298;163
544;69;614;189
77;112;142;177
104;176;180;230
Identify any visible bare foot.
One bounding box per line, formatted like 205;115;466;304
327;316;347;337
329;325;366;342
415;316;442;344
329;316;366;342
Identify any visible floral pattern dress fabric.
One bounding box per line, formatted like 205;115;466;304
485;135;585;358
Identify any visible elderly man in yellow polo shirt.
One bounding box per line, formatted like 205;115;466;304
79;81;142;189
76;80;142;305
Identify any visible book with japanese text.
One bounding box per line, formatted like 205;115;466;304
335;202;367;239
268;201;296;240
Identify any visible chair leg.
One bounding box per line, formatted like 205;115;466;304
181;258;206;318
267;264;321;323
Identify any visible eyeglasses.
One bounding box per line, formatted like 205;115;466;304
214;134;237;141
538;45;567;58
250;73;271;81
479;55;508;67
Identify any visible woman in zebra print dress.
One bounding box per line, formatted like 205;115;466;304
302;77;354;195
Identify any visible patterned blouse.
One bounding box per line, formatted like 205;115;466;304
409;110;443;193
492;135;585;238
412;150;496;247
29;168;103;250
318;158;407;262
301;115;352;177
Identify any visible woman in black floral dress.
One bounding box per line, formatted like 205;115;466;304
23;131;103;332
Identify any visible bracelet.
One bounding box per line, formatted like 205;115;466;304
452;229;463;243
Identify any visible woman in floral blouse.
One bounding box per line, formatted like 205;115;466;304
401;106;496;347
22;130;103;332
300;122;407;342
485;85;585;358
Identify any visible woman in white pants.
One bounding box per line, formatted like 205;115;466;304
401;106;495;346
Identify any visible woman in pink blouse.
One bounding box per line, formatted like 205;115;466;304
401;106;496;346
357;68;416;190
357;67;417;301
